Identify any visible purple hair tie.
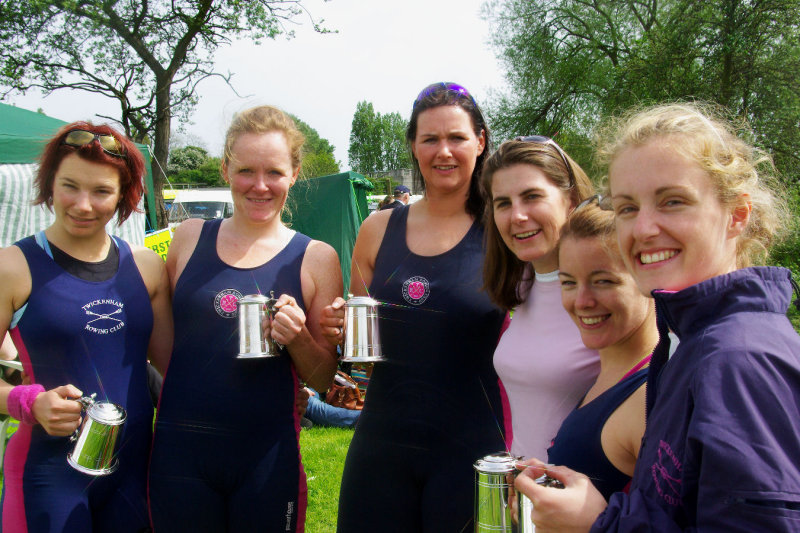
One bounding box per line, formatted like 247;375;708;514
7;384;45;425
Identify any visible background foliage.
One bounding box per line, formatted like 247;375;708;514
166;145;224;187
166;114;340;187
0;0;329;227
291;114;341;179
484;0;800;276
348;101;412;176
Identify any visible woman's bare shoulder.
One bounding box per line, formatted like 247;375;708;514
305;239;339;266
166;219;205;283
0;244;27;269
0;245;33;315
354;208;392;258
170;219;204;252
129;243;167;291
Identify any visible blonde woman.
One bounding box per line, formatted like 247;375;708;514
148;106;341;532
516;103;800;532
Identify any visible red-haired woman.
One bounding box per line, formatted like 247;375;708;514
0;122;172;532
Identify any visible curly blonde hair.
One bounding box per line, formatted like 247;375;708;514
595;102;787;267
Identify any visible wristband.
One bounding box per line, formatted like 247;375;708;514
7;384;45;425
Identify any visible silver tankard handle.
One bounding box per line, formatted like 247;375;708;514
69;393;96;442
265;292;285;351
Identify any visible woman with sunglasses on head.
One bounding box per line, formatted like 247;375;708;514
148;106;341;532
516;103;800;532
0;123;172;532
482;138;599;463
321;82;507;531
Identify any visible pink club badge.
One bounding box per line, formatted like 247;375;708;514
402;276;430;305
214;288;244;318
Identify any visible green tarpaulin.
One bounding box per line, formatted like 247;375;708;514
0;102;156;235
0;103;74;163
283;171;373;292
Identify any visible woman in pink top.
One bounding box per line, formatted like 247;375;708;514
482;137;600;460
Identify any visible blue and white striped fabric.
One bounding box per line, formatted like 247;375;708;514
0;163;144;247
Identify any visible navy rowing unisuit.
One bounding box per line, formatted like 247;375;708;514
148;219;309;532
548;366;648;500
337;205;507;532
2;234;153;533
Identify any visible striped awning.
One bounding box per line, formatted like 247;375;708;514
0;163;144;248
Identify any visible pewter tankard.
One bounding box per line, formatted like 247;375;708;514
515;475;535;533
474;452;516;532
340;295;384;363
67;394;126;476
238;292;280;359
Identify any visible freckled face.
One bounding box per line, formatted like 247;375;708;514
223;131;298;225
609;141;740;294
559;236;653;351
491;163;574;272
410;106;485;194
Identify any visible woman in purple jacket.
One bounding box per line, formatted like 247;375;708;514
515;102;800;532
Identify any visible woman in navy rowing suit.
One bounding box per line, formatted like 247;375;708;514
0;122;172;532
322;82;507;532
148;105;341;532
546;200;657;500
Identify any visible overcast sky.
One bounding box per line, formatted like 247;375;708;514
5;0;507;170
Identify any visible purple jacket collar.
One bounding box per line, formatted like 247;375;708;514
652;266;793;339
646;266;794;416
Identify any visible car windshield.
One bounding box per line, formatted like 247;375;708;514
168;201;228;223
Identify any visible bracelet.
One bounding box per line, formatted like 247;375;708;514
7;384;45;425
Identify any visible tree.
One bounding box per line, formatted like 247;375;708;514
168;145;209;176
348;101;411;175
0;0;330;227
166;145;224;187
381;112;412;172
348;101;383;175
486;0;800;290
290;114;340;179
484;0;800;182
300;151;340;179
485;0;652;145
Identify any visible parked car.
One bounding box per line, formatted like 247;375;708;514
167;188;233;229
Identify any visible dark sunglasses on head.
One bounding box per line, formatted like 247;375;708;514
575;193;614;211
413;82;476;109
514;135;576;186
62;130;125;157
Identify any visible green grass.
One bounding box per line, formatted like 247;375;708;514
301;426;354;531
0;423;353;532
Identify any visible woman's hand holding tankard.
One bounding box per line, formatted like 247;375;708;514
320;296;346;346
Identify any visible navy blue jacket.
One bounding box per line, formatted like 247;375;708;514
594;267;800;532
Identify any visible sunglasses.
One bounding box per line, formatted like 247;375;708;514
413;82;476;109
514;135;575;186
62;130;125;157
575;194;614;211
